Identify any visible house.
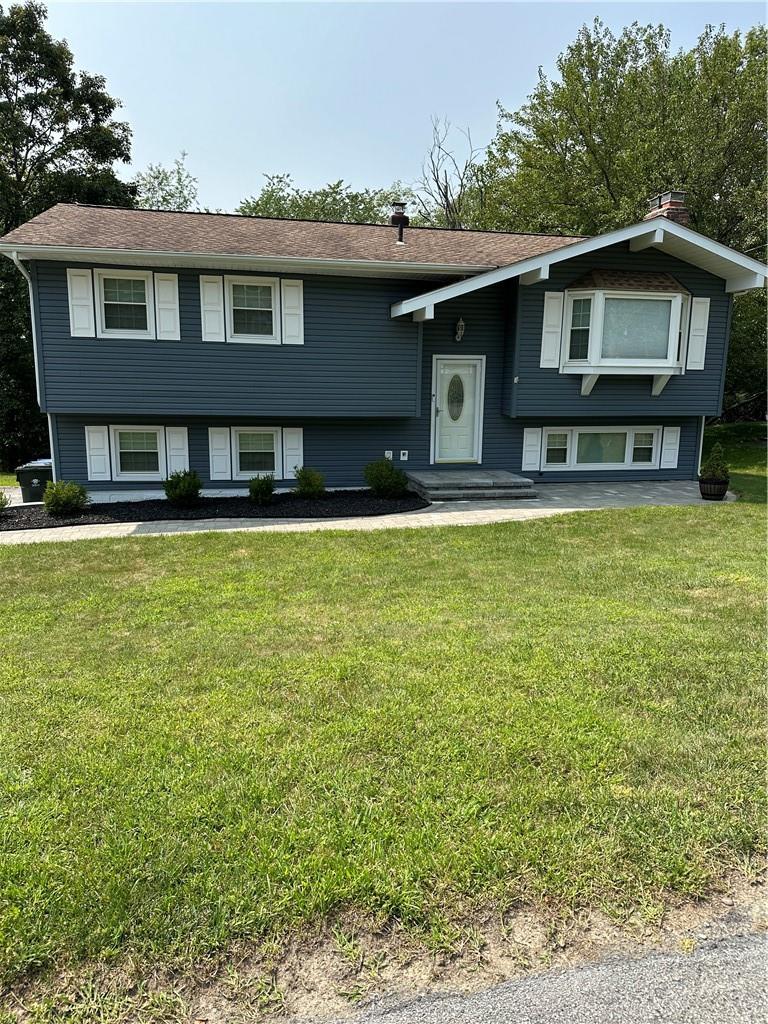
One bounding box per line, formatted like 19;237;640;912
0;193;765;501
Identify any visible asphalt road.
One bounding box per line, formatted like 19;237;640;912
315;934;766;1024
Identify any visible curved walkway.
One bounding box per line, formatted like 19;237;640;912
0;482;730;546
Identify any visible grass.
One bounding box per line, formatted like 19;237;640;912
0;425;764;991
0;473;16;487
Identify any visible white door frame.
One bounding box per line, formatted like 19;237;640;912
430;354;486;465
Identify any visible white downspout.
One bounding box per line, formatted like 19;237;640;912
7;250;42;408
7;251;55;478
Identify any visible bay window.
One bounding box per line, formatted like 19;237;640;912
563;290;685;369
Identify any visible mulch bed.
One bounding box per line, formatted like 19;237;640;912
0;490;430;533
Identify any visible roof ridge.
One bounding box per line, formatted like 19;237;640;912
50;203;585;241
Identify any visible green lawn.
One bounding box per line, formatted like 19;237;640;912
0;472;16;487
0;425;765;989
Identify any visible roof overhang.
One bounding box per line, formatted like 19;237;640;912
0;243;492;281
390;219;768;319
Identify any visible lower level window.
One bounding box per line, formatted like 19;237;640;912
118;431;159;473
543;426;661;470
110;425;166;480
231;427;281;480
237;431;275;474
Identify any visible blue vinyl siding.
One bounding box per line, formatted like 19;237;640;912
33;262;423;417
509;242;730;417
38;241;728;491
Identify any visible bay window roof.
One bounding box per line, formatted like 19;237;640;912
566;270;690;294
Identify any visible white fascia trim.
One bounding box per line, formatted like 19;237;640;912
0;244;491;280
390;218;768;318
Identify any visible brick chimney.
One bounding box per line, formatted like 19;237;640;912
643;190;690;227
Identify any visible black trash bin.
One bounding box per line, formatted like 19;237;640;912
15;458;53;503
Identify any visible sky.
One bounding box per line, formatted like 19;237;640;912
45;1;765;211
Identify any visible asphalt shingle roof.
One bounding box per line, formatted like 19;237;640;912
0;204;584;268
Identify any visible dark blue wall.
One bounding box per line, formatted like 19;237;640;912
509;242;731;417
32;262;424;417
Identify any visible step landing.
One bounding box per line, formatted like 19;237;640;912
406;469;537;502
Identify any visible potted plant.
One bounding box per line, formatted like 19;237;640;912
698;442;730;501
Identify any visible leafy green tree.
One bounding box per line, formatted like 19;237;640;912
135;151;199;211
474;20;766;413
238;174;414;224
725;290;767;416
0;1;134;469
480;20;766;252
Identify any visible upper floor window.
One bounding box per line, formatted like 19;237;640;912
563;290;685;370
95;269;156;339
226;277;279;343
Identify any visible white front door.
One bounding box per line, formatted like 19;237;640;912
432;356;485;463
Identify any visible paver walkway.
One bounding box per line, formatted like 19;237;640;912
0;481;731;546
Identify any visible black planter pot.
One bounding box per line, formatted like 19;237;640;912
698;477;730;501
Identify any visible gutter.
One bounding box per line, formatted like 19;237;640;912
4;250;43;407
0;242;492;280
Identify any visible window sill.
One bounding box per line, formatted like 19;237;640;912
561;363;684;376
226;336;281;345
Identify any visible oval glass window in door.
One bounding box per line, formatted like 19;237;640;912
447;374;464;421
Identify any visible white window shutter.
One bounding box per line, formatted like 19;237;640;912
540;292;564;368
208;427;231;479
660;426;681;469
686;297;710;370
282;427;304;479
281;280;304;345
154;274;180;341
165;427;189;474
84;425;111;480
200;276;225;342
521;427;542;471
67;268;95;337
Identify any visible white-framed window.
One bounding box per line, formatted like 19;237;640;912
109;425;166;481
562;290;686;370
95;269;155;339
542;426;662;471
225;277;279;344
231;427;282;480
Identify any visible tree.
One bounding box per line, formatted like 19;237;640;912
412;118;488;228
475;20;766;413
134;151;198;211
478;20;767;249
0;1;135;469
238;174;414;224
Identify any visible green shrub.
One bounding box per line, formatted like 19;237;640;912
163;469;203;507
0;491;10;512
294;466;325;498
249;474;274;505
43;481;89;516
363;457;409;498
699;442;730;481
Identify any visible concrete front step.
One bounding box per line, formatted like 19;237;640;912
420;488;538;502
405;469;537;502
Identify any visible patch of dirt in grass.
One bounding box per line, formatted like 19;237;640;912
3;877;765;1023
